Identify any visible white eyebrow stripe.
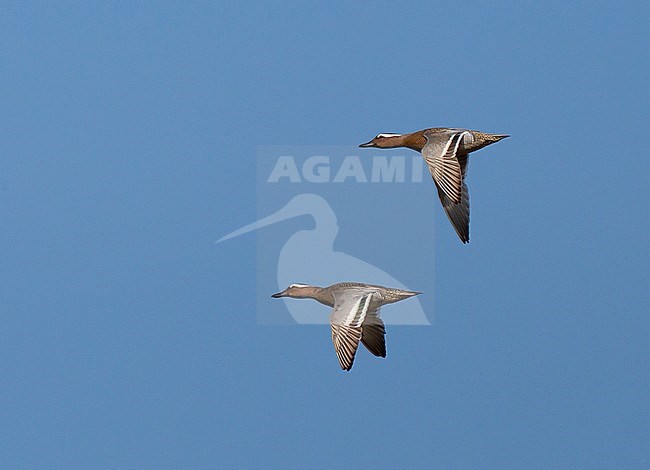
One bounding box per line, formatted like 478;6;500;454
377;133;402;138
289;283;309;288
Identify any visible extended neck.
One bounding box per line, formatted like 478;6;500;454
297;286;335;307
385;132;426;152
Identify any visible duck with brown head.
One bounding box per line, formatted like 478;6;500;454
359;127;509;243
359;132;426;152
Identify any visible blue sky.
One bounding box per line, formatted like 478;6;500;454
1;1;648;468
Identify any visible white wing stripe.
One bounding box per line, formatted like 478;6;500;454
441;133;456;158
428;131;468;204
357;295;372;326
344;294;372;327
344;297;363;326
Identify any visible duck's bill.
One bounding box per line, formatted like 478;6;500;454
359;140;375;148
271;291;285;298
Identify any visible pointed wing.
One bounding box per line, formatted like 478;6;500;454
330;293;374;371
361;308;386;358
422;131;470;204
435;153;470;243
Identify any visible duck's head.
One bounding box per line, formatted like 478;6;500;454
271;283;314;298
359;133;404;148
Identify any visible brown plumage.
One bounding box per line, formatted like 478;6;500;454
360;128;508;243
272;282;421;371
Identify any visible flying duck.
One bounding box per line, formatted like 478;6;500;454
272;282;421;371
360;128;509;243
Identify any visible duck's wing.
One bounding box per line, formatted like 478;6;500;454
330;291;377;371
435;153;470;243
422;130;470;205
360;308;386;358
